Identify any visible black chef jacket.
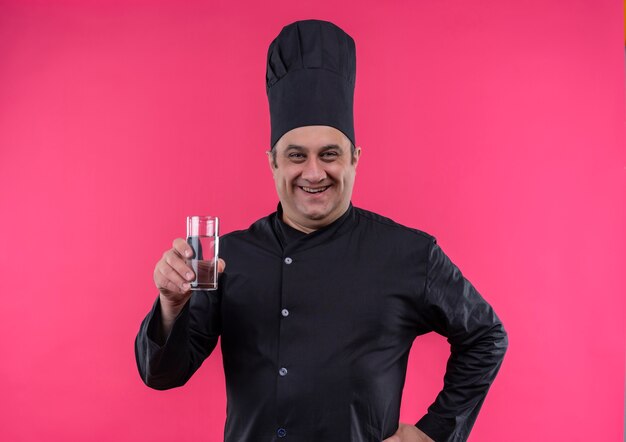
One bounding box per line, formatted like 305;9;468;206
135;204;508;442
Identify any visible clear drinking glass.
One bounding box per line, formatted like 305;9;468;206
186;216;219;291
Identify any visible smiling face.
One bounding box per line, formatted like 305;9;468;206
269;125;361;233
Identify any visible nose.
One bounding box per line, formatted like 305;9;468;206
301;158;327;183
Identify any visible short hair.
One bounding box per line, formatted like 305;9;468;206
270;142;357;168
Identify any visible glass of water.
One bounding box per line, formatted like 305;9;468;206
186;216;219;291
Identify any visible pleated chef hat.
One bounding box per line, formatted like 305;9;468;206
266;20;356;147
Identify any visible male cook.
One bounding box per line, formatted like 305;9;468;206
135;20;508;442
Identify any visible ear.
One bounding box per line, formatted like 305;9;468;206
266;150;277;176
353;146;362;168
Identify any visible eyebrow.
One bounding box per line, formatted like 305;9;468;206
284;144;344;153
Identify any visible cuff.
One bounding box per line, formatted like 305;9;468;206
416;413;457;442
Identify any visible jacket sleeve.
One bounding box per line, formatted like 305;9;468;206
415;239;508;442
134;288;222;390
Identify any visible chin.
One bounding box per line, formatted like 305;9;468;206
304;213;329;221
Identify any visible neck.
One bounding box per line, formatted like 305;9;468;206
281;215;319;234
281;203;351;234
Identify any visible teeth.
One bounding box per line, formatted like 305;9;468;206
301;186;329;193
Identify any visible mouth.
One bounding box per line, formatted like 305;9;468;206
299;185;330;194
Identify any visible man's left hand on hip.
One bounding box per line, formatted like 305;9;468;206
382;423;434;442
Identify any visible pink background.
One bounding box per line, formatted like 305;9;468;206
0;1;624;440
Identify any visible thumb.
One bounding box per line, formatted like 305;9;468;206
217;258;226;273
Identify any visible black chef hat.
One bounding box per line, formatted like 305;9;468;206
266;19;356;147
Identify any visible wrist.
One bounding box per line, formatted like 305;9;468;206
159;292;188;314
158;293;188;333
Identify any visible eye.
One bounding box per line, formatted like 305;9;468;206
288;152;306;162
320;151;339;161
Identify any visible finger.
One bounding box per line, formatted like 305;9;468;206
165;249;196;282
217;258;226;273
173;237;193;259
158;261;191;292
154;269;189;294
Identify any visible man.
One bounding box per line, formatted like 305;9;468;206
136;20;508;442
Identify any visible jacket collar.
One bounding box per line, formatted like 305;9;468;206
272;202;356;253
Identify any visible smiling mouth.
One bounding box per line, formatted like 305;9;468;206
300;185;330;194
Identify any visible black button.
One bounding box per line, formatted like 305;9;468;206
277;428;287;438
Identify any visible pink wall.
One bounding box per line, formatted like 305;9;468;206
1;1;624;440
